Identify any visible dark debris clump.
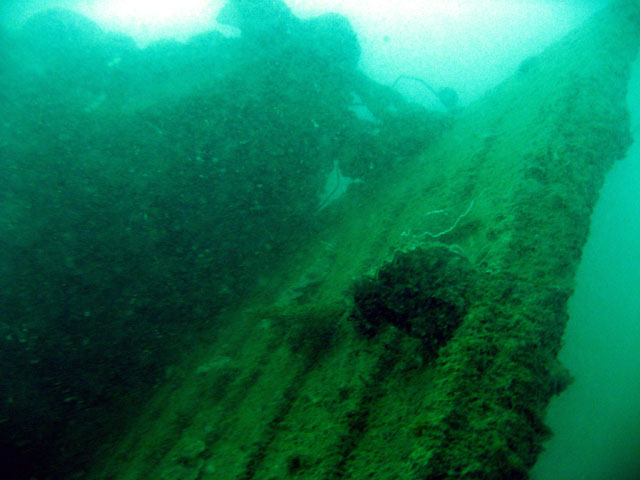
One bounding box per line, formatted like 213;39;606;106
350;245;475;353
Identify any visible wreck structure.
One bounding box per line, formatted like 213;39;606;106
85;2;640;479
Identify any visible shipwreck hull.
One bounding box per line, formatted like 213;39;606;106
91;2;640;479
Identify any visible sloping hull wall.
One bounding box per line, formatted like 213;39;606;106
90;2;640;479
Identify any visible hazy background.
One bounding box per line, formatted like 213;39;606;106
2;0;605;106
2;0;638;478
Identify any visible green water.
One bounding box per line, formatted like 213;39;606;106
532;53;640;479
1;2;638;479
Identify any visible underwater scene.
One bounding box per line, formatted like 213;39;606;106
1;0;639;479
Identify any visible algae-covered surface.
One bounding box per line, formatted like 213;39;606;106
1;1;639;479
85;3;639;480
